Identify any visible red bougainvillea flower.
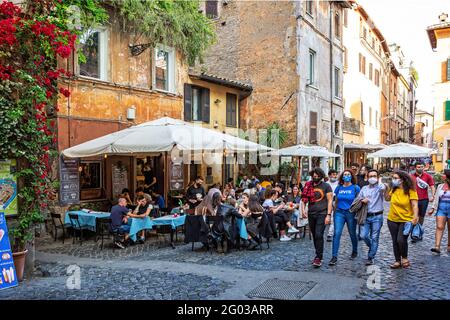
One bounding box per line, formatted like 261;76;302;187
59;87;70;97
0;64;14;80
0;18;17;46
0;0;21;18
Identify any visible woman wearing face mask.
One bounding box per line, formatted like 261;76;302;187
385;171;419;269
428;169;450;255
329;170;360;266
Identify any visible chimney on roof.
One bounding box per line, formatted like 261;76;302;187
439;13;448;22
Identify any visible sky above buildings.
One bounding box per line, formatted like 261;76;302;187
359;0;450;113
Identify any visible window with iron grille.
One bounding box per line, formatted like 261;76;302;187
205;0;218;19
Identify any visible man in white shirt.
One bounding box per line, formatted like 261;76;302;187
326;170;339;242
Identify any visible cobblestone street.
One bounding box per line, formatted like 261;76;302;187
0;211;448;300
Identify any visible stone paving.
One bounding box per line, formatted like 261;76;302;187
1;210;449;300
0;261;233;300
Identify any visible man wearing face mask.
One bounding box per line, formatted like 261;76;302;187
358;169;389;265
410;161;435;228
326;170;339;242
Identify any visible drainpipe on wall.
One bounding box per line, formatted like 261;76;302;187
329;3;334;166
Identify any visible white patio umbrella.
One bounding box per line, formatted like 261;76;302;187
268;144;340;157
62;117;271;158
367;143;434;158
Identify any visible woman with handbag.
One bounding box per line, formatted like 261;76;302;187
385;171;419;269
428;169;450;255
329;170;360;266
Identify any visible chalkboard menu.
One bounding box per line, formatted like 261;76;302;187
301;157;310;182
59;157;80;205
169;159;184;191
112;162;128;200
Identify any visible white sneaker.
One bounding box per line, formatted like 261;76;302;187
288;226;300;233
280;235;292;242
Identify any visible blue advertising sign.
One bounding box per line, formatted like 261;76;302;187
0;212;18;290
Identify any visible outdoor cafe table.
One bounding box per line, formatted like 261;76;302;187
152;214;186;248
64;210;110;232
127;216;154;242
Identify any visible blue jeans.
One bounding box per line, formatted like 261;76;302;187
332;209;358;258
361;214;383;259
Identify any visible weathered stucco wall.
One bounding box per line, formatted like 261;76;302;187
201;0;299;146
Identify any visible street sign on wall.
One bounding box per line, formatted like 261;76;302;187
59;156;80;206
0;212;18;290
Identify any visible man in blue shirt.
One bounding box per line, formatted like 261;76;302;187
110;198;131;249
358;169;389;265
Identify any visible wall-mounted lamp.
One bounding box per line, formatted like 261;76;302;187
214;99;221;105
213;120;219;128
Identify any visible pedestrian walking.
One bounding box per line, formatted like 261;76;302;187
329;170;360;266
428;169;450;255
358;169;388;265
326;169;340;242
302;168;333;267
385;171;419;269
410;161;435;229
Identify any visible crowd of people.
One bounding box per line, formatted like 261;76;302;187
179;162;450;268
108;162;450;268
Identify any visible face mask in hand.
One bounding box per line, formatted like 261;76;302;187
368;177;378;185
391;179;401;187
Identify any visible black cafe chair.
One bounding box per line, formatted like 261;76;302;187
68;213;84;245
96;217;113;250
50;213;67;244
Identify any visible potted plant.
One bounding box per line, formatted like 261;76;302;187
10;207;44;282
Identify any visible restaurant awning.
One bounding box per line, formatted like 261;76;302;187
367;143;434;158
268;144;340;158
62;117;272;158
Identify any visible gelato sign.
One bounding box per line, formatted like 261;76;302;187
0;212;18;290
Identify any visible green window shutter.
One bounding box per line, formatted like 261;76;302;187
445;100;450;121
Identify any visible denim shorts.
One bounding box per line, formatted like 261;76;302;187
436;206;450;218
116;225;131;234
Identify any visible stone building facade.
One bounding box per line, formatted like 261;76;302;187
199;0;350;171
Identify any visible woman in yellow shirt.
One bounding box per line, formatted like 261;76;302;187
385;171;419;269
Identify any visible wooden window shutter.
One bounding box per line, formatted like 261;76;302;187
226;93;237;127
309;111;318;144
445;100;450;121
447;58;450;81
184;84;192;121
202;88;210;123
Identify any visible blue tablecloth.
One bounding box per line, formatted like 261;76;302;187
236;217;248;240
128;217;154;242
64;211;111;232
152;214;186;229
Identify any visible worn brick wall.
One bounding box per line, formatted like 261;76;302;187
202;0;299;146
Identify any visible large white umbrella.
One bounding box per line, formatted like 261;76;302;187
62;117;271;158
269;144;340;157
367;143;434;158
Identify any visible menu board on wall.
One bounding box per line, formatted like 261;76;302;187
112;162;128;200
59;157;80;206
0;160;17;217
169;159;184;191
